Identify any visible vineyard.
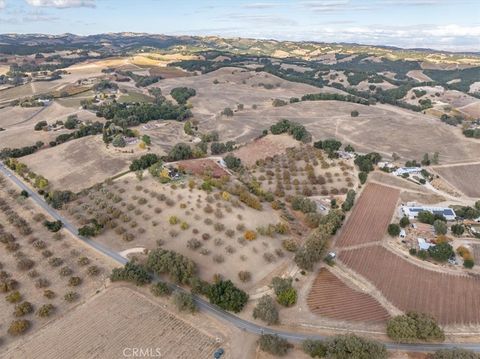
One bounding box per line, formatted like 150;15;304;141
307;268;390;323
335;183;399;248
339;245;480;324
4;287;222;359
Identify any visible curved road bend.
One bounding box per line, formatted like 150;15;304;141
1;163;480;353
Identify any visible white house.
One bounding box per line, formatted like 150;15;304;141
378;161;395;169
394;167;422;176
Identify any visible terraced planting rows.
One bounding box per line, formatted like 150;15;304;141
307;268;390;323
4;287;222;359
339;245;480;324
336;183;399;248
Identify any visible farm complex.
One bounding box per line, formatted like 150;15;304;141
1;31;480;358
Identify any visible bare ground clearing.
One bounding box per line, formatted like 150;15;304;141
234;134;300;167
21;136;135;192
433;164;480;198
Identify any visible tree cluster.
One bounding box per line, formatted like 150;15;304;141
170;87;196;105
387;312;445;343
146;248;197;284
207;279;249;313
110;262;152;286
270;119;311;142
302;334;387;359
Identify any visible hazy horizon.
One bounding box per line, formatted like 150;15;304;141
0;0;479;52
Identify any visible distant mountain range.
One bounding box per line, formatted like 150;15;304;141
0;33;479;62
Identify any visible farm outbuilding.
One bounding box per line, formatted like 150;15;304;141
401;205;456;221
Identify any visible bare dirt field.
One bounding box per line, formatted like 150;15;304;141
234;134;300;167
369;172;447;204
176;158;229;178
64;174;291;289
335;183;399;248
135;121;194;155
458;102;480;118
339;245;480;325
2;286;226;359
433;163;480;198
0;106;39;128
21;136;135;192
307;268;390;323
369;171;431;194
406;70;433;82
0;173;112;350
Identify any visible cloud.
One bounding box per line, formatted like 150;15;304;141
25;0;95;8
242;2;279;9
23;10;59;21
377;0;475;5
0;0;5;9
221;13;298;26
300;0;373;13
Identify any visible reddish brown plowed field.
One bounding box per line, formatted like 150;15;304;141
176;158;229;178
339;245;480;324
307;268;390;323
336;183;399;247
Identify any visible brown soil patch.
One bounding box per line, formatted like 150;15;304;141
176;158;229;178
336;183;399;248
307;268;390;323
339;245;480;324
234;134;300;167
149;66;191;78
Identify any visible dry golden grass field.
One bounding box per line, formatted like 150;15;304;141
0;102;98;148
433;163;480;198
202;100;480;163
21;136;137;192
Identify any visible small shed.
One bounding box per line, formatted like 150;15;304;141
417;238;434;251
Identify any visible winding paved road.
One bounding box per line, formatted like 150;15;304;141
1;162;479;353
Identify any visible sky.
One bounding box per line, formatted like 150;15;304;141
0;0;479;52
